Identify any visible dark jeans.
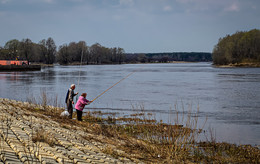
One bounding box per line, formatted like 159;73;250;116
76;109;82;121
67;102;73;119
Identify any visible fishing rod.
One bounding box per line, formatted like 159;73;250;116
91;69;138;103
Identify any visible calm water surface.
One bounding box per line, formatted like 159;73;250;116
0;63;259;145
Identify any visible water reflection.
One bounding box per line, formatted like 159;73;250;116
0;72;35;84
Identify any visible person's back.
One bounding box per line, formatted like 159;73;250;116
75;96;89;111
65;88;70;104
66;84;78;119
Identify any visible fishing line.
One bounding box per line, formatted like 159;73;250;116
91;68;139;102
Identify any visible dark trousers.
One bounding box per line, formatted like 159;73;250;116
76;109;82;121
67;102;73;119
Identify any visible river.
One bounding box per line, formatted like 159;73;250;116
0;63;259;146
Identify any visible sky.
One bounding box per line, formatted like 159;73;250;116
0;0;259;53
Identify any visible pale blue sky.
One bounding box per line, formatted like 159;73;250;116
0;0;259;53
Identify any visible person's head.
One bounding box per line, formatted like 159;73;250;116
70;84;75;90
81;93;87;98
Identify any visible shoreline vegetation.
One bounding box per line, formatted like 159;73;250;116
0;98;259;163
214;62;260;68
49;60;200;66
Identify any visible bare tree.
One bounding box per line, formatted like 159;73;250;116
20;38;33;64
45;37;56;64
4;39;20;60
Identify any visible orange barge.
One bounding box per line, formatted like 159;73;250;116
0;60;41;71
0;60;28;66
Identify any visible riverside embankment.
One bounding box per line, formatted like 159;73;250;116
1;98;260;163
0;98;139;164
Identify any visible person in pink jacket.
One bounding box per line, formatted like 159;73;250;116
75;93;92;121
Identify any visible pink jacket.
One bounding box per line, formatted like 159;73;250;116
75;96;90;111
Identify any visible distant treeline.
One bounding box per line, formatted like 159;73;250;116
125;52;212;63
57;42;125;64
0;38;125;65
0;38;212;65
212;29;260;65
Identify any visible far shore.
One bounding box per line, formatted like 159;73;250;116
214;62;260;68
35;61;205;66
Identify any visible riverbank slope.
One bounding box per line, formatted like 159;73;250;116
0;98;137;163
0;98;259;163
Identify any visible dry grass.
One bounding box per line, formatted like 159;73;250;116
197;142;260;163
32;128;58;147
